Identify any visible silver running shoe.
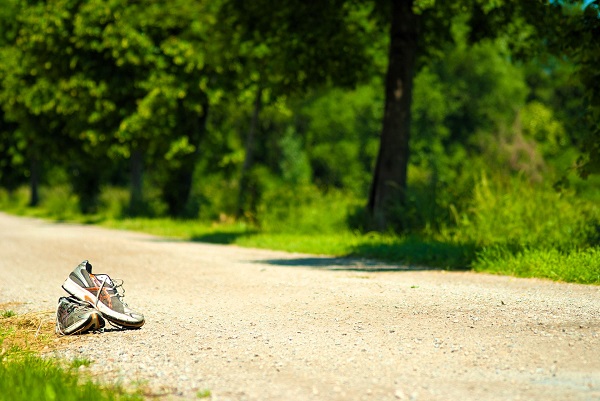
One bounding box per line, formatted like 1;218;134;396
56;296;104;335
62;260;145;329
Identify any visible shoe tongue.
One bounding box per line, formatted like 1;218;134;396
94;273;112;286
84;260;93;273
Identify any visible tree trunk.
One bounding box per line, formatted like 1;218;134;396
163;100;209;217
29;155;40;207
367;0;419;231
237;85;263;219
129;147;144;215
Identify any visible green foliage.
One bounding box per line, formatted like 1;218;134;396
257;185;360;234
0;355;142;401
0;0;221;215
98;187;130;220
38;185;79;221
299;84;382;194
3;176;599;284
407;27;539;232
278;128;312;186
552;0;600;178
439;33;526;146
222;0;376;92
475;247;600;284
520;101;568;160
0;187;30;213
69;358;92;369
348;235;476;270
1;1;599;285
0;118;24;191
452;174;599;250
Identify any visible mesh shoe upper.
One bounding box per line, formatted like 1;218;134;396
56;296;104;335
63;260;144;328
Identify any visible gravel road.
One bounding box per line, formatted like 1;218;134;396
0;212;599;401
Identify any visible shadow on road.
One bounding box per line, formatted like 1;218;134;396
191;231;253;244
253;256;444;272
146;228;475;272
253;239;475;272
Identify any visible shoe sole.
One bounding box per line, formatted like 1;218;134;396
62;277;145;329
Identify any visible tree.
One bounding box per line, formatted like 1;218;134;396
367;0;419;231
220;0;375;218
557;0;600;178
68;0;219;216
0;0;221;216
365;0;595;231
0;0;74;207
0;115;23;194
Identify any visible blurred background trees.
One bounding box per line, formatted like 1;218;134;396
0;0;598;236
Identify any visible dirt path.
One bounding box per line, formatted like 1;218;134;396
0;212;599;401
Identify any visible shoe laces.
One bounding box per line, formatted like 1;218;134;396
95;276;128;306
111;278;128;306
98;277;132;330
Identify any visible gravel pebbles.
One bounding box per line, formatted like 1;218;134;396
1;212;599;401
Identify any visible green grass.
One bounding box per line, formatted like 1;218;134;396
474;246;600;283
98;219;475;269
69;358;93;369
1;310;16;318
0;309;143;401
1;179;599;285
13;209;598;284
196;389;212;398
95;214;599;284
0;356;143;401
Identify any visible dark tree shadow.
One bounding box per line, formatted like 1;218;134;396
253;239;476;273
347;240;477;271
191;231;255;244
140;227;477;273
253;256;443;272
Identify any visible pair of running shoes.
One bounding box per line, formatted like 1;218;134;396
56;260;145;335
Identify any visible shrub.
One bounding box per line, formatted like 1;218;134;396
38;186;79;220
452;173;599;250
98;187;129;219
474;246;600;284
257;184;361;234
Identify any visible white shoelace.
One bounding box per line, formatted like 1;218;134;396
95;277;108;309
97;277;131;330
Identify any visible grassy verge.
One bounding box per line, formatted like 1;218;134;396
79;218;477;270
474;246;600;283
4;207;599;284
1;179;598;285
0;305;143;401
105;220;599;285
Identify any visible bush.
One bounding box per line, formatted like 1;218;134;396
38;186;79;220
0;187;29;212
474;246;600;284
98;187;129;219
452;173;599;250
257;183;361;234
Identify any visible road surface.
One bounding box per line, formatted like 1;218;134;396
0;212;598;401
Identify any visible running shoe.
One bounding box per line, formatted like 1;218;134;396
62;260;145;329
56;296;104;335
